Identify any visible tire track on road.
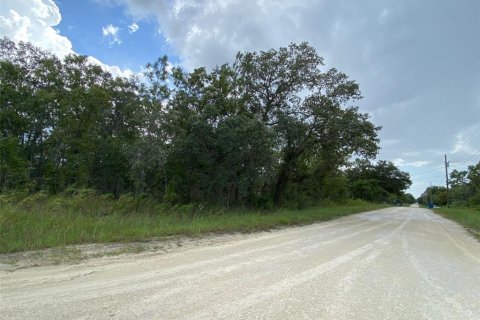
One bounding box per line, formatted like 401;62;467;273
184;215;409;319
400;235;476;319
1;220;389;307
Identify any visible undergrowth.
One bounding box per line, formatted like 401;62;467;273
434;207;480;238
0;190;385;253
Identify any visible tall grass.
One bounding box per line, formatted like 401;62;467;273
434;207;480;237
0;191;384;253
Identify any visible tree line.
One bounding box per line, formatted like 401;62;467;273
0;37;413;208
418;162;480;207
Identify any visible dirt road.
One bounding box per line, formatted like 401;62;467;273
1;206;479;319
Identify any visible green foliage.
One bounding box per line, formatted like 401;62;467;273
0;192;384;253
321;175;348;202
419;161;480;207
435;207;480;238
419;186;448;206
467;162;480;205
1;37;381;208
398;192;416;204
232;43;380;205
350;179;388;202
450;169;468;187
346;159;412;203
0;137;29;191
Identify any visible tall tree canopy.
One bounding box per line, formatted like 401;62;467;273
231;43;380;204
1;38;381;207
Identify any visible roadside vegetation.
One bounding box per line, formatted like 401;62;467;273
0;38;414;207
418;161;480;208
419;161;480;237
1;38;413;253
0;191;384;253
434;207;480;238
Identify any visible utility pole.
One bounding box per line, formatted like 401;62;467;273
429;182;433;208
445;154;449;207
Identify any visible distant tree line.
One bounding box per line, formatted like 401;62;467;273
418;161;480;207
0;37;413;207
346;159;414;204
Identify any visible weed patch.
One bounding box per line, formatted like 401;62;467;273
434;207;480;239
0;193;385;253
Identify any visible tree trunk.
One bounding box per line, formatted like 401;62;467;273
273;164;289;206
273;147;306;206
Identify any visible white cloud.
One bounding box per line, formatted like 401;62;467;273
392;158;406;166
409;161;432;168
102;24;121;45
0;0;73;58
116;1;480;200
120;0;314;70
128;22;139;33
87;56;134;79
451;124;480;155
393;158;431;168
0;0;131;78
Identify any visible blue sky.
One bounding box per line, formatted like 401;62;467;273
56;1;178;71
1;0;479;197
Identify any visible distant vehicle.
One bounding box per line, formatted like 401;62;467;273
433;205;440;208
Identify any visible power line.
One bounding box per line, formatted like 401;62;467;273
455;125;480;152
450;149;480;167
411;176;444;184
464;127;480;145
411;170;446;180
469;156;480;165
465;149;480;163
409;165;445;177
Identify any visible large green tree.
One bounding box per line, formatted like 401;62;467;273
467;161;480;205
346;159;412;202
231;43;380;205
0;38;150;195
1;38;382;208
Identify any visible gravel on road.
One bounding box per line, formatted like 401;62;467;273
1;206;479;319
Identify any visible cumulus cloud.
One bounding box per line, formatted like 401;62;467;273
87;56;134;78
102;24;121;45
128;22;139;33
117;0;479;196
117;1;480;124
120;0;315;70
0;0;73;57
0;0;132;78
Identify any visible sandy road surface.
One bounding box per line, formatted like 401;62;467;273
1;207;480;319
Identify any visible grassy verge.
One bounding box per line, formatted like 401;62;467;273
434;207;480;238
0;192;385;254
